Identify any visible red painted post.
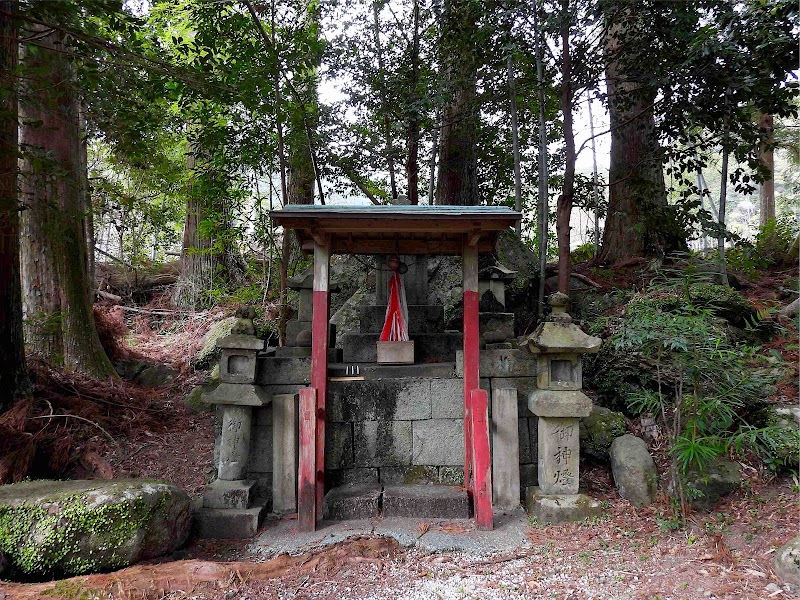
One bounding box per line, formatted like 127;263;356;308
462;242;479;498
298;387;317;531
470;388;494;530
311;239;330;521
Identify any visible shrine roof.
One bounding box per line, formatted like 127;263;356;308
269;205;522;255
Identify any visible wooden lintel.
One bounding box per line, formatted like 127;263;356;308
467;230;482;248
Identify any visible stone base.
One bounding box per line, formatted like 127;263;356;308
525;487;601;525
203;479;255;510
194;506;265;539
383;484;469;518
322;484;382;520
274;346;343;362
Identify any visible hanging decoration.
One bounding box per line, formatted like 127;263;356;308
379;254;409;342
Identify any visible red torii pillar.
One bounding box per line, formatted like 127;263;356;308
299;236;330;532
462;236;493;530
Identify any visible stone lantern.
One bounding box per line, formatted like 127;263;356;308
521;292;602;524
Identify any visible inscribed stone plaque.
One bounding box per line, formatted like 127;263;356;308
537;416;580;495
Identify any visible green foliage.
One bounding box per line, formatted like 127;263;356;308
726;216;799;278
587;279;793;486
570;242;596;264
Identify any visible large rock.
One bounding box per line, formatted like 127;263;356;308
775;535;800;589
685;459;741;510
113;360;177;387
610;435;657;506
0;479;191;576
191;316;237;370
580;405;627;461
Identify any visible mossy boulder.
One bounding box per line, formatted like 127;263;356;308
580;405;627;461
184;379;219;413
687;283;757;328
191;316;237;370
0;479;191;576
685;459;741;510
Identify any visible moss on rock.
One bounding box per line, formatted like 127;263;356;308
580;405;627;462
0;479;191;576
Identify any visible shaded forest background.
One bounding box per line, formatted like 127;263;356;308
0;0;797;422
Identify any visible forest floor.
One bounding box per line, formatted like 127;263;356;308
1;263;798;599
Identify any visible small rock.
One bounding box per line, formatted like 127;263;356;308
135;363;177;387
775;535;800;589
610;434;657;507
580;405;627;461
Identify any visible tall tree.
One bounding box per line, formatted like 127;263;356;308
597;4;674;264
758;112;775;226
0;0;30;407
435;0;480;206
18;23;116;378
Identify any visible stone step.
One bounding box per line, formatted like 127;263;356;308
322;484;382;520
359;304;444;334
321;484;470;521
341;332;463;363
382;484;469;518
194;506;265;539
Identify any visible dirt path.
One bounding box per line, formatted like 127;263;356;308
2;475;796;600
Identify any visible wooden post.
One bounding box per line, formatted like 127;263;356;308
311;237;330;521
298;387;317;531
462;240;479;498
471;388;493;530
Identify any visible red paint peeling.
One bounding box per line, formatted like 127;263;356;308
471;388;493;530
311;290;330;521
298;387;317;531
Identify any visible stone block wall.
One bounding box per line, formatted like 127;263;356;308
213;351;541;508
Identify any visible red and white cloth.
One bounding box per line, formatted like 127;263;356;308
379;271;409;342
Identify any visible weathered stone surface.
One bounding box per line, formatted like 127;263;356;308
395;379;433;420
492;388;520;509
518;418;532;464
525;488;601;525
537;417;580;495
431;378;463;419
203;479;255;510
580;405;627;461
257;357;311;386
325;422;354;469
328;380;431;422
342;332;463;363
327;468;380;488
354;420;413;467
0;479;191;575
218;405;252;480
686;459;741;510
456;349;539;379
272;394;298;514
380;466;439;484
360;304;444;334
775;535;800;589
202;383;270;407
412;419;464;466
220;348;259;384
217;334;265;350
322;484;382;520
492;377;538;416
247;405;273;476
530;389;592;418
383;485;469;518
114;361;178;387
194;506;264;539
520;464;538;491
521;321;602;355
480;313;515;344
438;466;464;486
609;435;657;507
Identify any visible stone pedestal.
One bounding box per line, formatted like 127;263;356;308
521;293;602;524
